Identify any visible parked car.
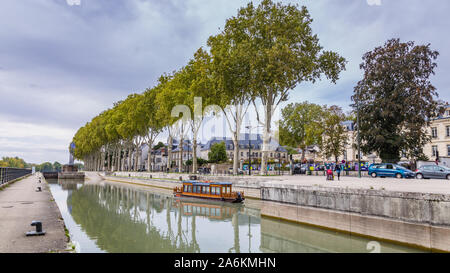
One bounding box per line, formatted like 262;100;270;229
293;164;307;174
368;163;415;179
198;167;211;174
227;168;244;175
415;165;450;180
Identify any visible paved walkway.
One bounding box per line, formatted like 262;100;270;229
0;174;68;253
261;175;450;195
110;171;450;195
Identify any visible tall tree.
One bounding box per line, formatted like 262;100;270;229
353;38;445;162
208;142;228;164
141;87;164;172
223;0;346;174
320;105;348;163
279;102;324;161
208;27;252;175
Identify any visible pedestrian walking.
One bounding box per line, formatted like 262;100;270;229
336;164;341;181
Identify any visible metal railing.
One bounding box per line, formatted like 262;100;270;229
0;167;32;185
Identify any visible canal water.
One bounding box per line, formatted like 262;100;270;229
47;179;424;253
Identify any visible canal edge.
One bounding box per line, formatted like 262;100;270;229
42;174;76;253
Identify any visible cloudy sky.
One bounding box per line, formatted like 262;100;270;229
0;0;449;164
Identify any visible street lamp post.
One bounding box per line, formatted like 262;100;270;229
246;126;252;176
356;90;361;178
278;152;281;176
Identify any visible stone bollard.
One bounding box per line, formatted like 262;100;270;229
26;221;46;236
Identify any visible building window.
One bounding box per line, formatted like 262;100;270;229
431;127;438;138
448;145;450;157
241;152;243;157
447;126;450;137
432;145;438;157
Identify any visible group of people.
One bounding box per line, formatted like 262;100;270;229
326;164;343;181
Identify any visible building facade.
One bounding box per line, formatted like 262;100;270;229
423;105;450;161
200;134;288;163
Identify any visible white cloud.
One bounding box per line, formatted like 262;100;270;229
66;0;81;6
367;0;382;6
0;115;75;163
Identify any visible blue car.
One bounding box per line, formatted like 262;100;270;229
368;163;415;179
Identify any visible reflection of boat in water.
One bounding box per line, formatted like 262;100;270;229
173;180;245;203
174;199;243;220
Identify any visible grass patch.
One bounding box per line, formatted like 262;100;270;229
64;226;71;241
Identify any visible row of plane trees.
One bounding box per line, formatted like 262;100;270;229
72;0;346;174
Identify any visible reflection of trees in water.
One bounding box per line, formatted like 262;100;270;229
69;184;197;252
69;184;250;253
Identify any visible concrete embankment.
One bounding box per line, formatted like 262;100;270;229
261;183;450;226
0;174;68;253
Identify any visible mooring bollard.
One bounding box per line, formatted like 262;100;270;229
26;221;46;236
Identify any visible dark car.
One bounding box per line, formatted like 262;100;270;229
198;167;211;174
368;163;415;179
293;164;307;174
415;165;450;180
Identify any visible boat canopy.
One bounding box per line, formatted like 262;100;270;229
183;181;232;186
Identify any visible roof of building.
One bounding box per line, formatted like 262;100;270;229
201;133;287;152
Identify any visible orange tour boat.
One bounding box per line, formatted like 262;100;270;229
173;180;245;203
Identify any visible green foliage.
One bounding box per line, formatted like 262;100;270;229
153;142;166;151
320;106;348;162
284;147;299;155
0;157;28;168
416;154;430;162
208;142;228;163
220;0;346;106
353;38;445;162
279;102;324;151
185;158;208;167
53;162;62;172
37;162;54;172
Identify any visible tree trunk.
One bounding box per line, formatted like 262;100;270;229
134;146;139;171
107;150;111;171
260;100;273;175
167;136;173;171
179;137;184;173
116;147;121;171
192;138;197;174
127;147;132;171
233;137;240;175
147;142;152;172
